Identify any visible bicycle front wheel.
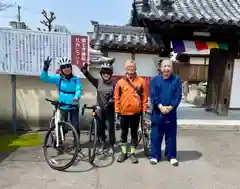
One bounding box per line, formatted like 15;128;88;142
88;117;98;164
43;121;80;171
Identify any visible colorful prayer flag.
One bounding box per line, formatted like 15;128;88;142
172;40;228;53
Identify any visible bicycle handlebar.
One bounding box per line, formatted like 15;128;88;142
45;98;78;108
81;104;99;115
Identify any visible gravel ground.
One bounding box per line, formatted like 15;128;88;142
1;130;240;189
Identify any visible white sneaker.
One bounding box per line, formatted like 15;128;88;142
150;158;158;165
170;158;179;166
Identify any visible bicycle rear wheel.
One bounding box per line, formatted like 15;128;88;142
43;121;80;171
136;125;143;148
142;129;150;157
139;117;150;156
88;117;98;164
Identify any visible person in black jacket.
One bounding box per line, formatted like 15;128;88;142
81;57;116;152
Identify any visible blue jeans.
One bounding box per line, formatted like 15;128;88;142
150;119;177;160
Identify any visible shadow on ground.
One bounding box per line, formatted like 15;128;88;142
0;152;12;164
177;150;202;162
0;131;24;163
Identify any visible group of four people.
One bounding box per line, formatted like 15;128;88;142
40;57;182;166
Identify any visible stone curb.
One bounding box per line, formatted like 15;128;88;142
177;120;240;131
178;124;240;131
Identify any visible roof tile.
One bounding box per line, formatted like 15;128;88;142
90;21;164;51
134;0;240;26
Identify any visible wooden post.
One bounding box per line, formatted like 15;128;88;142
212;49;222;112
205;50;214;111
216;50;234;116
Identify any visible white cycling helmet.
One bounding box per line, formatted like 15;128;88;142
57;57;71;67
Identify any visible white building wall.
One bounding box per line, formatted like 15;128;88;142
108;52;132;75
0;75;97;131
134;54;159;76
108;52;159;77
230;59;240;108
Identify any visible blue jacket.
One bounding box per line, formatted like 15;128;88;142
150;74;182;122
40;70;83;110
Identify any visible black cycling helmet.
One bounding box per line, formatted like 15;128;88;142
100;62;113;74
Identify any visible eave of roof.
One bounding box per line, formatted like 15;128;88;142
133;0;240;27
90;20;164;52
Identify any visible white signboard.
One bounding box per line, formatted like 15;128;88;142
0;28;71;76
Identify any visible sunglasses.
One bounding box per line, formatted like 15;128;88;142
101;71;112;75
60;64;71;69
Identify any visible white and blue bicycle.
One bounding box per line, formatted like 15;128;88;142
43;98;80;171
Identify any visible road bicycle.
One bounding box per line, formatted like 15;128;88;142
43;98;80;171
81;104;115;164
136;115;151;157
81;104;99;164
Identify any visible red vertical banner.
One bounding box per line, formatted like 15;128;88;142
71;35;89;77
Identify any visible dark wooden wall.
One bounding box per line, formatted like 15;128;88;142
173;63;208;83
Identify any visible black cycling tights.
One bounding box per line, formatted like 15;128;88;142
60;109;80;137
98;109;115;146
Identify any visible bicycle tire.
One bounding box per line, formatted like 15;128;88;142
142;129;149;157
88;117;98;164
49;116;55;128
136;127;143;147
43;121;80;171
138;117;150;156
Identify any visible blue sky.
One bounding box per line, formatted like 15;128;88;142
0;0;132;34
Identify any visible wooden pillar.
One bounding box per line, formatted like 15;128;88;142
205;50;214;111
216;50;234;116
212;50;222;112
206;49;234;116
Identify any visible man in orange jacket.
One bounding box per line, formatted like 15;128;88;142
114;60;148;164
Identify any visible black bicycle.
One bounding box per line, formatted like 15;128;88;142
81;104;99;164
43;98;80;171
82;104;116;164
136;115;151;157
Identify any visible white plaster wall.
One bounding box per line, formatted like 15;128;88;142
108;52;159;77
230;59;240;108
0;73;98;131
0;75;12;130
108;52;132;75
134;54;159;77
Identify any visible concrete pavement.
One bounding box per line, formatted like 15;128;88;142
1;130;240;189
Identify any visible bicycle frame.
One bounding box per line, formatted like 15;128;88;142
54;108;64;147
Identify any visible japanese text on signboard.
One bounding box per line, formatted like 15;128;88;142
71;35;89;67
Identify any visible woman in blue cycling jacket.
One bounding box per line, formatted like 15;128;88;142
40;56;82;137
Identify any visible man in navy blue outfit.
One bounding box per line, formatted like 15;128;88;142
150;59;182;166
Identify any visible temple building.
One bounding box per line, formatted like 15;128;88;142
88;0;240;115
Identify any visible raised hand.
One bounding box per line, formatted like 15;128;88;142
80;63;88;73
43;56;52;71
